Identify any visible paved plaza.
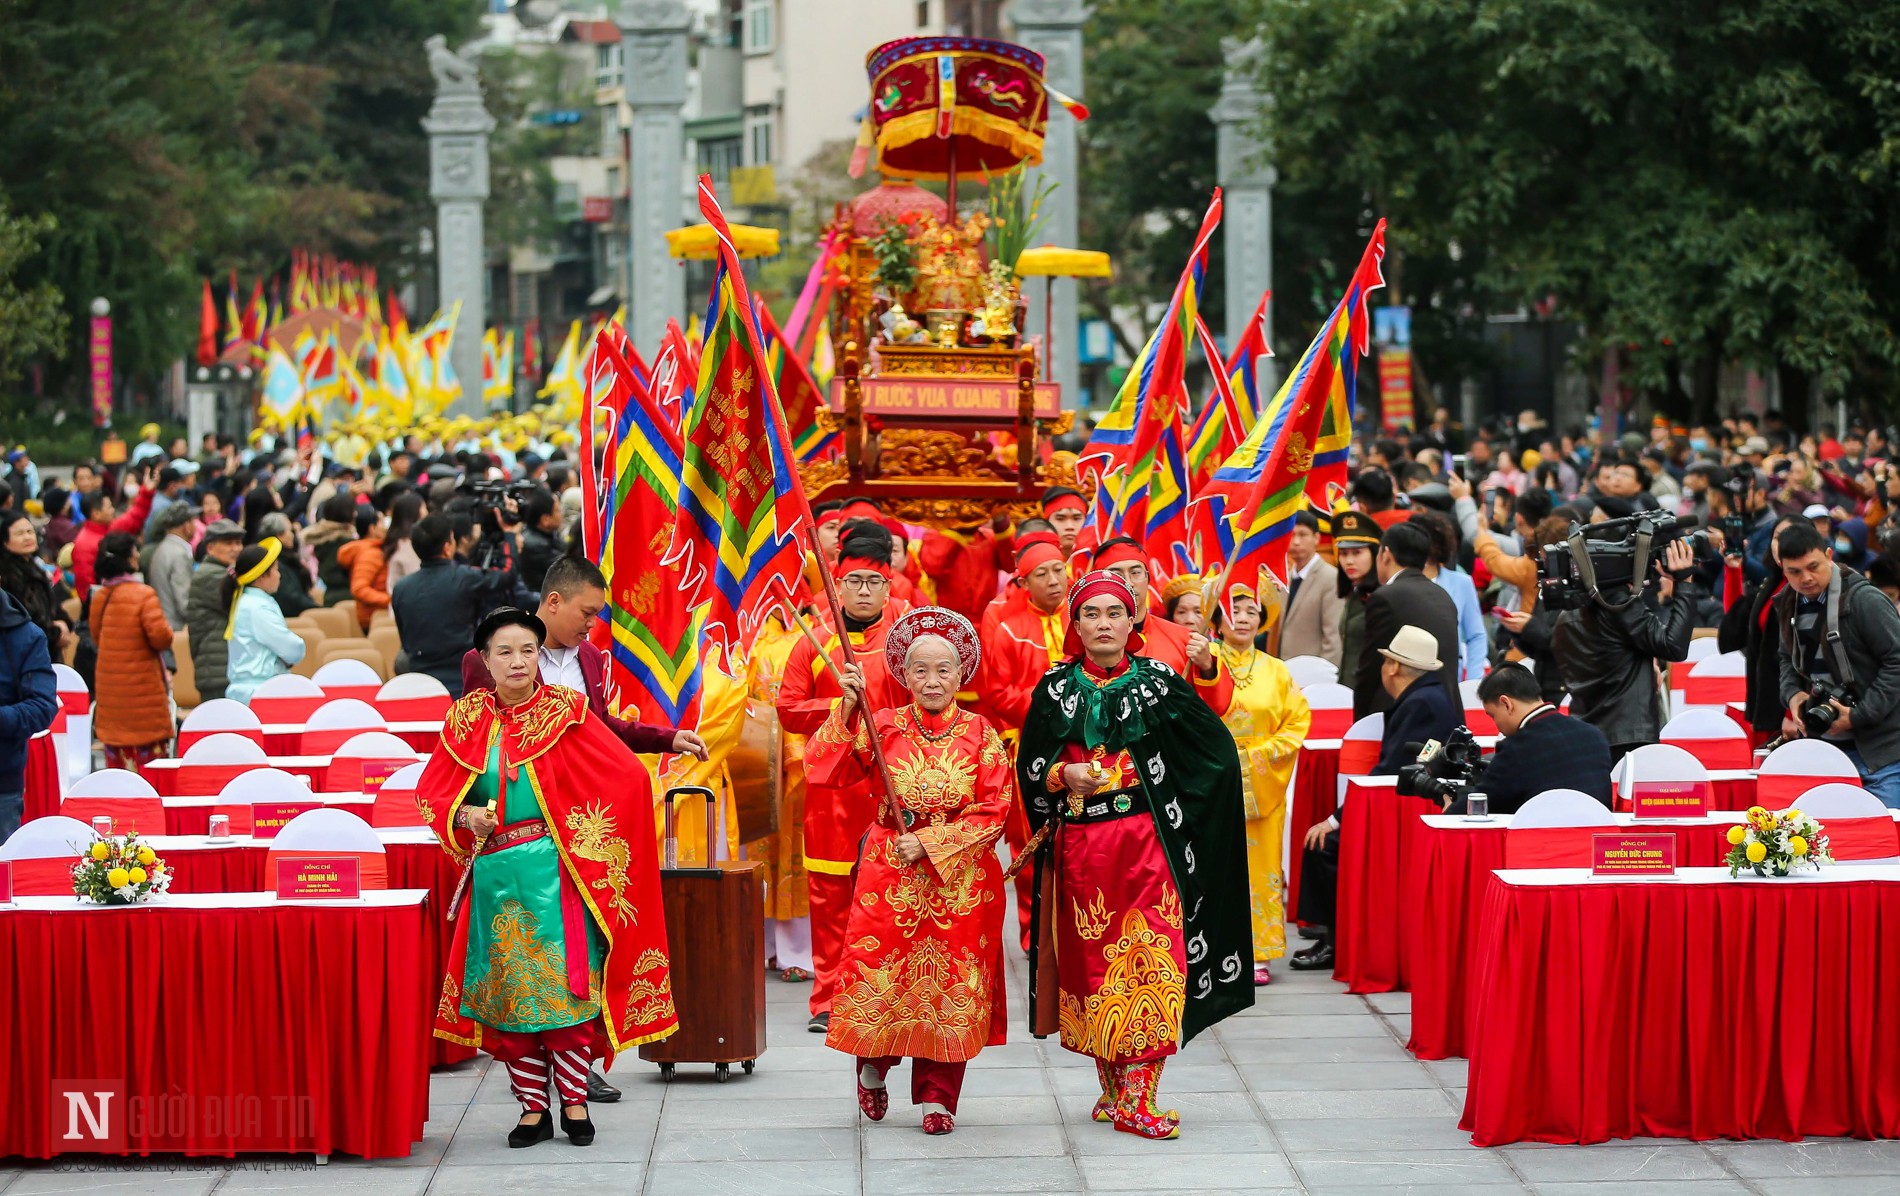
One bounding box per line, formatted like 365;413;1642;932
7;941;1899;1195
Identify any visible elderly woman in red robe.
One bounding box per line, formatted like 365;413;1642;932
419;607;678;1150
808;606;1014;1136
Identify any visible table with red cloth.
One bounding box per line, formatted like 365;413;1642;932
142;830;478;1069
260;722;442;756
22;731;61;824
0;889;431;1160
1331;776;1436;994
155;795;375;837
1286;740;1341;924
1461;864;1900;1146
1403;812;1746;1062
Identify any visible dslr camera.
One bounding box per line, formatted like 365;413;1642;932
1800;683;1853;739
1395;726;1487;805
1539;512;1712;612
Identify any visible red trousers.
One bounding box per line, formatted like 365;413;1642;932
862;1056;968;1115
487;1021;600;1111
808;871;853;1016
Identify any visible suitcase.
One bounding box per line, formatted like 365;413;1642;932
638;785;767;1082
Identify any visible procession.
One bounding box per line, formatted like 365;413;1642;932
5;1;1900;1192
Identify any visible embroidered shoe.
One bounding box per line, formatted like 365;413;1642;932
922;1112;955;1135
857;1077;889;1122
1090;1059;1119;1123
1111;1060;1181;1140
1253;963;1273;986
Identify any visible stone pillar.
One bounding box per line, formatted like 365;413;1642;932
1012;0;1085;406
1212;36;1277;391
422;35;494;416
621;1;691;354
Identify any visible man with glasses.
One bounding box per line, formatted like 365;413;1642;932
777;523;908;1033
1090;537;1231;713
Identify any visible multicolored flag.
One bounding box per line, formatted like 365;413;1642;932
666;174;813;661
648;318;697;426
224;273;243;351
1202;220;1386;603
537;319;583;413
481;328;515;404
260;343;306;427
242;279;267;344
585;321;705;727
1187;290;1272;486
753;297;836;462
1080;189;1222;574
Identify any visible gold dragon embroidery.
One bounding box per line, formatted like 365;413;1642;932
564;802;638;925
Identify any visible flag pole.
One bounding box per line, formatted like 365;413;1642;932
807;526;902;831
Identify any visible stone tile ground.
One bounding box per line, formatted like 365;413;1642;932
5;941;1894;1194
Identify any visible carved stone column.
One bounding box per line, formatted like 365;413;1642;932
620;0;691;354
422;35;494;415
1011;0;1086;406
1213;36;1277;390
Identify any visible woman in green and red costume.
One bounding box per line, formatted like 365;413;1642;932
419;607;678;1150
1016;571;1250;1140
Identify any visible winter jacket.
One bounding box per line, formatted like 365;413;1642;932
0;589;57;793
1716;570;1787;736
88;575;174;749
338;529;388;630
146;532;196;630
1553;582;1697;749
71;487;156;597
384;538;421;591
226;588;306;704
272;554;317;620
390;556;534;696
1773;565;1900;772
305;519;355;605
516;525;562;594
186;563;232;702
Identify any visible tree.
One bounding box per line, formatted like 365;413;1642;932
0;200;67;384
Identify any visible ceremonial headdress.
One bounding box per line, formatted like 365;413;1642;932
1063;569;1143;659
1013;530;1064;578
884;606;981;685
834;521;896;578
1160;572;1203;609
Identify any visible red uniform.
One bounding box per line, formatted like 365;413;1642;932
775;612;906;1017
919;526;1010;626
975;593;1067;949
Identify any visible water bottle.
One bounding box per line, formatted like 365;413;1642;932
1464;790;1490;821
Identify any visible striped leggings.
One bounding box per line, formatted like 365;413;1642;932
487;1022;599;1111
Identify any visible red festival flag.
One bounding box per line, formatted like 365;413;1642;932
196;279;219;367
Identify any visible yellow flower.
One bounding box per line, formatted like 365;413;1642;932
1785;809;1802;823
1747;806;1767;819
136;847;156;866
127;867;147;885
89;842;110;861
1726;825;1747;846
1746;842;1768;864
1790;836;1809;857
106;867;130;889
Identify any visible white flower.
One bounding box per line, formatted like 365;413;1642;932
113;885;139;901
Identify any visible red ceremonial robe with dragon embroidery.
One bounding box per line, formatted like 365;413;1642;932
418;684;679;1058
809;702;1013;1062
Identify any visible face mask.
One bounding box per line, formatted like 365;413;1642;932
1690;437;1709;452
123;480;140;497
1835;538;1854;556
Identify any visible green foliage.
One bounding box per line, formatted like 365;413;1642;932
0;201;67;383
983;167;1056;274
1259;0;1900;408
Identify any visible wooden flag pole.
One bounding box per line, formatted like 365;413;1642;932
807;527;902;830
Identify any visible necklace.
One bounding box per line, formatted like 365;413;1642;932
1218;644;1258;685
910;705;961;743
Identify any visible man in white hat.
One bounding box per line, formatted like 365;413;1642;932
1291;624;1461;972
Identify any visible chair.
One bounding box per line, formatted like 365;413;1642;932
1504;789;1618;868
60;769;166;837
1756;739;1860;808
1459;678;1497;736
370;762;429;829
1339;712;1385;776
368;605;395;632
1660;707;1754;769
247;673;329;725
176;698;265;754
332;599;361;633
1282;655;1340;688
302;605;355;643
297;698;389;755
210;767;317;837
324;731;423;793
172;733;271;797
1681;651;1747;708
1302;683;1356;739
51;664;92;786
1790;782;1899;861
1610;744;1714;814
291;628;326;678
1670;635;1722;692
266;808;388;889
368;626;403;677
1;815;99;894
172;628;199;712
313;657;385;700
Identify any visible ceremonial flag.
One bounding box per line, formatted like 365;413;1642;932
667;174;812;660
373;328;414;424
260;343;305;427
537;319;583;411
224;273;243;351
481;328;515;404
753;297;836;462
339;351;370;415
1203;220;1386;602
648;319;696;425
521;320;541;385
809;313;836;389
302;329;342;410
242;279;266;344
1187;290;1272;486
387;290;408;338
196;280;219;368
586;321;705;727
1080;189;1222;574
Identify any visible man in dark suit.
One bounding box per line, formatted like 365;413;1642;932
1291;625;1462;971
1455;663;1612;814
458;555;708;1103
1353;522;1463;718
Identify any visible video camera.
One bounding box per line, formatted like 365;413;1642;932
459;478;537;513
1395;726;1487;806
1538;512;1712;612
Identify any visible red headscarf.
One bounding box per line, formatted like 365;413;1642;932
1014;530;1064;579
1062;569;1143;659
1042;491;1087;517
1090;539;1148;572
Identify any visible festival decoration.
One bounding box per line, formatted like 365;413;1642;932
72;832;171;906
1725;806;1833;877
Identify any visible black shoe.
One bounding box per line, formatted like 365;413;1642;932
560;1105;595;1146
586;1068;621;1103
1288;942;1335;971
807;1010;830;1033
1295;923;1328;942
508;1111;554;1149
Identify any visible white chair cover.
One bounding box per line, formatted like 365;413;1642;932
1;815;97;859
1282;655;1339;688
1512;789;1620;829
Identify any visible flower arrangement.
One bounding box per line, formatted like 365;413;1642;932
1725;806;1832;877
869;215;921;297
73;832;172;905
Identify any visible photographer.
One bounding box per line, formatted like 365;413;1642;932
514;486;564;594
1773;522;1900;806
1452;664;1612;815
1550;523;1699;760
390;514;535;697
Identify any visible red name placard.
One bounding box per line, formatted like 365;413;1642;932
835;377;1061;421
1629;780;1710;820
356;759;411;795
1592;833;1677;876
250;800;319;840
275;856;361;900
0;860;11;905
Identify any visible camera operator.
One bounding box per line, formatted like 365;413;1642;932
1550;527;1699;761
514;485;564;593
390;513;536;697
1450;664;1612;815
1291;626;1458;972
1773;522;1900;807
